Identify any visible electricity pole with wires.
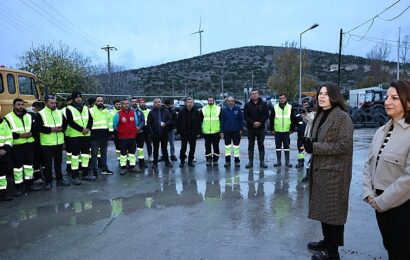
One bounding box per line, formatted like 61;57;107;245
101;44;117;74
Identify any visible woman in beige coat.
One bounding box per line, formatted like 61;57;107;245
304;83;354;260
363;80;410;259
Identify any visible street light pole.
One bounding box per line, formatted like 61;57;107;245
299;23;319;103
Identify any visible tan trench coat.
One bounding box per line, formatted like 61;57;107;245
308;106;354;225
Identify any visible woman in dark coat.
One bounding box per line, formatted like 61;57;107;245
304;83;354;260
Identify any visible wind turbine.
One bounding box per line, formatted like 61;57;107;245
191;18;204;56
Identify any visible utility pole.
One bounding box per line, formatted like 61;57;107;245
397;27;401;80
101;45;117;74
337;29;343;87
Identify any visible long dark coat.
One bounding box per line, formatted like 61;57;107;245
308;106;354;225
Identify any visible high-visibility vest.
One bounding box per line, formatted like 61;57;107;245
67;105;90;137
60;107;71;137
5;111;34;145
38;107;64;146
140;108;150;126
274;103;292;132
202;105;221;134
90;106;111;131
0;120;13;148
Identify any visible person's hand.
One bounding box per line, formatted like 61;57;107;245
0;149;6;157
253;122;261;128
289;131;293;135
304;139;313;154
239;130;242;136
368;195;382;212
82;128;90;135
271;130;275;136
20;133;32;138
220;133;224;139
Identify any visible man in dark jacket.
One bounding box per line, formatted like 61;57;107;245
176;98;201;168
220;96;243;168
243;89;269;168
147;98;172;169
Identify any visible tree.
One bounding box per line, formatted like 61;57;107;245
17;43;95;94
361;42;392;86
400;35;410;76
267;41;313;100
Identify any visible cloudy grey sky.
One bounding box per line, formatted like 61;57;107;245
1;0;409;70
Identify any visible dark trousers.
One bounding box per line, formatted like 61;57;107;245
0;154;12;189
90;139;108;172
204;133;220;162
274;132;290;150
33;141;43;180
42;144;63;183
136;132;145;149
70;136;90;177
224;131;241;162
321;222;344;246
11;143;34;182
118;138;137;166
180;134;197;163
152;133;169;164
64;136;71;172
297;134;305;152
247;127;265;152
143;128;152;157
376;189;410;259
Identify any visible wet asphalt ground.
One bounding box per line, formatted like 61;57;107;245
0;128;387;260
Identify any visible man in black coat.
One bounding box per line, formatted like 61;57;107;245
147;98;172;169
243;89;269;168
176;98;201;168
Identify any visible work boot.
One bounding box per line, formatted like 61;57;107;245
274;151;282;167
224;161;231;167
25;180;42;192
295;159;305;168
187;160;195;167
302;169;310;182
285;151;292;167
234;161;240;168
14;184;24;197
139;159;147;169
259;151;268;168
206;159;212;166
245;151;254;169
0;190;13;201
311;246;340;260
170;155;178;161
179;161;185;168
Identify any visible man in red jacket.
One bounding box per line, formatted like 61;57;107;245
112;99;141;175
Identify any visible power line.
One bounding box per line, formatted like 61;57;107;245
379;4;410;21
345;0;401;34
41;0;104;46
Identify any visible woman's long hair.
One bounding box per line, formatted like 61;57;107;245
314;82;347;114
389;80;410;124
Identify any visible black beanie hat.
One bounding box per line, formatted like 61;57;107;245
72;91;82;100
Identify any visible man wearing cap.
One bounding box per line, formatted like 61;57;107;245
66;91;93;184
138;98;153;162
5;98;42;195
131;97;146;169
112;98;140;174
35;95;71;189
90;96;114;177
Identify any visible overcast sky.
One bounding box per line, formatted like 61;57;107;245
1;0;409;70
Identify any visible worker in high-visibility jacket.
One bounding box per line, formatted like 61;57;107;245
0;117;13;201
269;93;296;168
5;98;41;195
65;91;93;184
90;96;114;177
131;97;146;169
220;96;243;168
110;99;122;162
35;95;71;189
200;96;221;166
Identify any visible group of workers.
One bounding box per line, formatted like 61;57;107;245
0;89;312;201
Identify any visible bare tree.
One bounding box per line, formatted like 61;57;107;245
364;42;392;86
400;35;410;76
